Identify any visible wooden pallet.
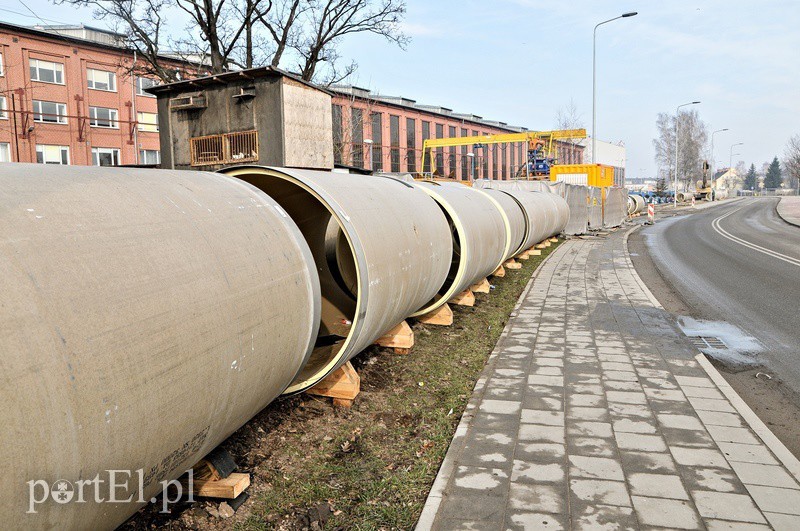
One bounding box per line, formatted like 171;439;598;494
417;303;453;326
504;259;522;270
182;454;250;500
306;361;361;407
449;288;475;306
470;278;491;294
375;320;414;354
491;265;506;278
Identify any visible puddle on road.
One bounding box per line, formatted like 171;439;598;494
676;316;764;372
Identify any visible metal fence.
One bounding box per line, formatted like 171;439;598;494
190;130;258;166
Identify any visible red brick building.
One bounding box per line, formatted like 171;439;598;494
331;86;584;180
0;22;196;165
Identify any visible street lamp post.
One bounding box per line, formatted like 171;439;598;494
674;101;701;206
710;128;729;182
729;142;744;171
592;11;638;164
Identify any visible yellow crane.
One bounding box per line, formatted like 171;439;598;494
420;128;587;179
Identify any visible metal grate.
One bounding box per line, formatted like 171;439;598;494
687;336;727;350
190;130;258;166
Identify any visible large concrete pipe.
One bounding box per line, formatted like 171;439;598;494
220;166;452;393
408;181;507;317
502;190;570;253
628;194;646;214
472;188;527;263
0;164;321;530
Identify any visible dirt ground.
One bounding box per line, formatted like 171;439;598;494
121;242;561;531
628;227;800;460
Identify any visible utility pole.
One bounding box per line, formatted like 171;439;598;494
674;101;701;207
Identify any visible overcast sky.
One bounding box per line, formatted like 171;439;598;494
3;0;798;178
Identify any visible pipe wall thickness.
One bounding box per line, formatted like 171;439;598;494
220;166;453;393
0;164;321;530
472;188;527;263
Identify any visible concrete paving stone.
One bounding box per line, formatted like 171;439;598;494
533;366;563;376
660;427;717;449
669;359;701;369
471;411;521;431
703;519;771;530
628;472;690;500
522;395;563;411
571;384;606;395
535;358;564;367
567;407;610;421
636;368;673;379
597;353;632;363
620;451;678;474
691;491;767;524
505;511;566;531
613;418;657;434
459;430;516;468
567;421;614;438
644;388;687;402
484;385;525;402
671;447;731;469
495;368;527;378
511;460;566;484
639;377;679;390
437;492;506;522
657;414;706;431
686;395;738;413
528;384;566;398
527;374;565;387
485;376;526;389
520;409;564;426
518;424;565;444
453;465;510;496
515;443;566;463
647;399;697;416
676;375;715;388
697;410;745;428
535;350;566;358
601;361;637;372
729;461;800;489
609;403;653;419
571;504;637;531
606;391;648;405
430;518;491;530
508;482;565;513
603;370;640;382
568;394;606;408
570;478;631;507
705;425;761;445
718;442;779;465
615;432;668;452
630;496;702;529
480;400;522;416
569;455;625;480
567;437;617;457
764;511;800;530
603;380;642;392
682;386;725;400
745;484;800;515
565;372;602;383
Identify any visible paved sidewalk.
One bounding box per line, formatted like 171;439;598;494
777;196;800;227
417;228;800;530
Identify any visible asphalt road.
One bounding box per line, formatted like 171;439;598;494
641;198;800;391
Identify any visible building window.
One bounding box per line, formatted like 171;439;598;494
492;144;498;179
87;68;116;91
421;121;430;173
370;112;382;171
36;145;69;164
389;115;400;172
30;58;64;84
0;53;4;76
435;123;444;175
0;95;7;119
460;128;468;180
136;77;159;96
406;117;416;173
332;104;343;164
510;142;516;177
92;147;120;166
139;149;160;165
33;100;67;124
136;112;159;132
447;125;457;178
90;106;118;128
502;144;508;180
351;108;364;168
0;142;10;162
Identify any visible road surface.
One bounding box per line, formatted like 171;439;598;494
640;197;800;390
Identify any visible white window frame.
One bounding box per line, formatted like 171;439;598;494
89;106;118;128
36;145;70;165
33;100;68;124
139;149;160;165
87;68;117;92
0;54;4;77
0;95;7;119
92;147;121;166
29;58;64;84
0;142;10;162
136;111;159;132
136;76;158;97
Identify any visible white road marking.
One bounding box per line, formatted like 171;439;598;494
712;207;800;268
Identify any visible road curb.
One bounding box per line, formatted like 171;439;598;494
414;241;568;531
775;197;800;228
623;226;800;484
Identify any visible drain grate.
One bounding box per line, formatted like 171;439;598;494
687;335;727;350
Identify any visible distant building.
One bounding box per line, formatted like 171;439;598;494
714;168;742;191
577;137;627;186
150;67;334;171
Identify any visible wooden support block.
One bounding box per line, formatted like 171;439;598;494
517;251;530;260
375;320;414;352
449;288;476;306
187;473;250;499
535;242;547;249
417;303;453;326
549;237;559;243
470;278;491;294
527;248;542;256
491;265;506;277
504;259;522;270
306;361;360;407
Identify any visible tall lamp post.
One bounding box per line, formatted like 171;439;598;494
729;142;744;171
673;101;701;206
592;11;638;163
710;128;729;182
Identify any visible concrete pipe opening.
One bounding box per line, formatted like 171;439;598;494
221;166;452;394
410;181;507;317
0;164;320;530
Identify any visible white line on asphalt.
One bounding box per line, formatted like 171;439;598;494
711;207;800;267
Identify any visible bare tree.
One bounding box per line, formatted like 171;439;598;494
554;98;584;163
784;134;800;191
653;109;709;192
